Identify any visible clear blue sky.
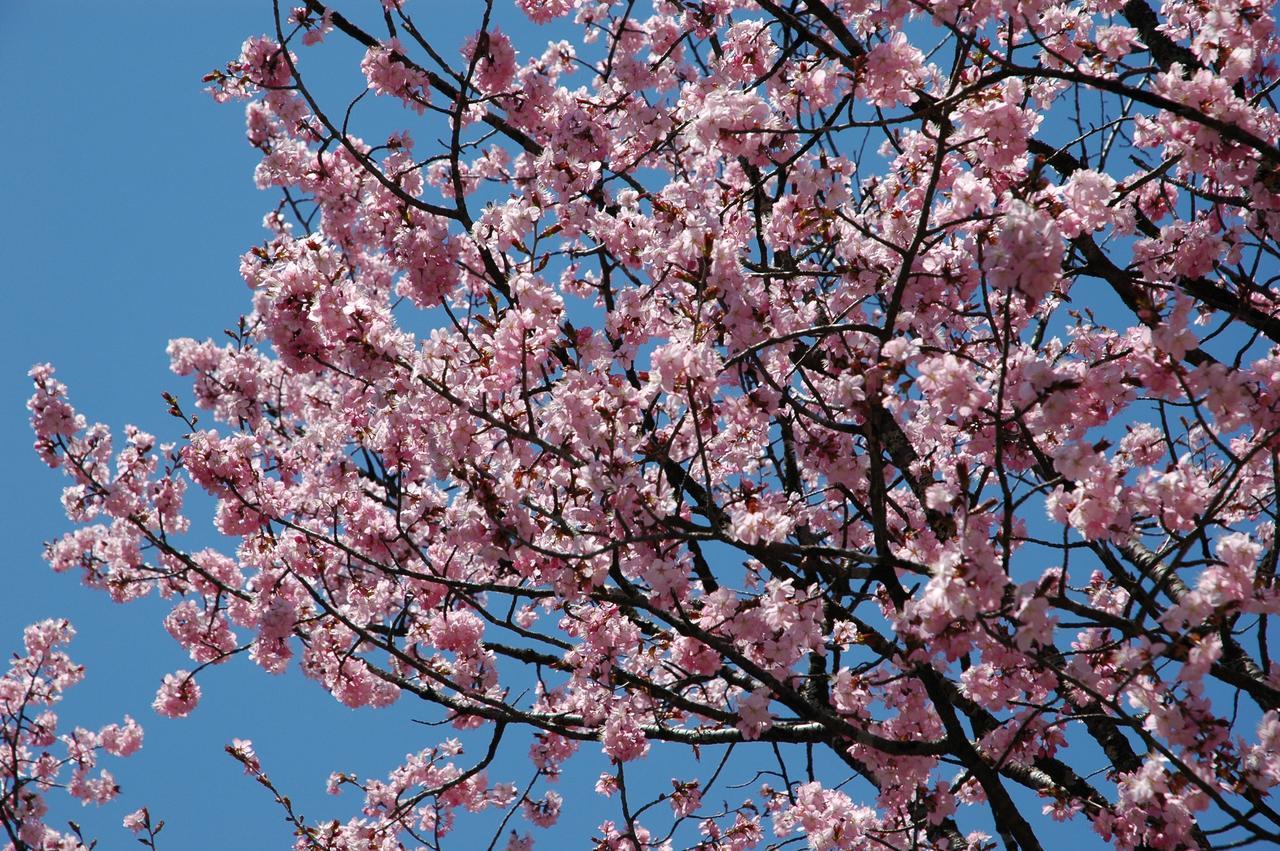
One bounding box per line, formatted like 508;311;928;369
0;3;576;848
0;3;380;847
0;5;660;848
0;3;1118;849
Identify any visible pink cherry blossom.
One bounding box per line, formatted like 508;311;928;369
20;1;1280;849
152;671;201;718
0;622;146;847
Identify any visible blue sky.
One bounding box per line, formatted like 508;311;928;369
0;5;676;848
0;3;500;847
1;3;343;847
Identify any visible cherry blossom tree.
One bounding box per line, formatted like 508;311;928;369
0;620;147;851
16;0;1280;848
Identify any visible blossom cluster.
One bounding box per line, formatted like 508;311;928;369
25;0;1280;848
0;621;143;850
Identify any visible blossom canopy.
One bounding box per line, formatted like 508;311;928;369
13;0;1280;850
